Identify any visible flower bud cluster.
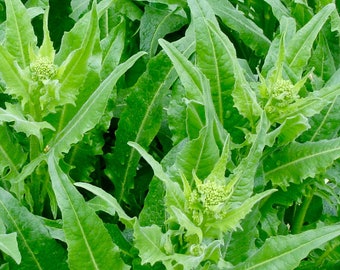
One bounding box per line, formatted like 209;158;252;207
30;57;57;82
271;79;297;107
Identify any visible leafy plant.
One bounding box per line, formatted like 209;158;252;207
0;0;340;269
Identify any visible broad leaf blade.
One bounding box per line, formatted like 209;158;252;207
47;153;128;270
0;188;67;270
234;224;340;270
264;138;340;188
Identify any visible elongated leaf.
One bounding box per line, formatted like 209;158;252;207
0;233;21;264
159;39;203;102
264;138;340;188
105;40;191;204
285;4;335;78
4;0;36;67
228;112;269;203
56;2;99;115
70;0;90;20
0;104;54;145
264;0;290;21
209;0;271;56
189;0;254;132
140;5;187;56
0;46;30;106
48;51;145;158
74;182;135;228
234;224;340;270
47;153;128;270
0;188;67;270
0;125;26;179
100;17;125;78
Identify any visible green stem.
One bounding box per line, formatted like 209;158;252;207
291;185;315;234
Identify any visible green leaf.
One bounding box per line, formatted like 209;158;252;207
0;45;30;107
285;4;335;78
0;125;26;179
47;153;128;270
56;2;99;112
0;232;21;264
105;40;192;204
70;0;91;20
0;103;55;145
209;0;271;56
264;138;340;188
234;224;340;270
264;0;290;21
100;16;126;78
228;112;269;203
210;189;276;234
48;51;145;158
0;187;67;269
4;0;36;67
133;223;168;266
159;38;203;102
140;5;187;56
189;0;247;132
74;182;135;228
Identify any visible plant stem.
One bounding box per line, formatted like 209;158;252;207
291;185;315;234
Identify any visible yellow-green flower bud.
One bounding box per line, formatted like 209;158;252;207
30;57;57;82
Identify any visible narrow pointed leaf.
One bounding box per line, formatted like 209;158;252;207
74;182;135;228
48;51;145;158
209;0;271;56
48;153;128;270
140;5;187;56
0;188;67;270
0;233;21;264
234;224;340;270
4;0;36;67
285;4;335;77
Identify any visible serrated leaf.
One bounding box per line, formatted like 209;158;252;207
47;153;128;270
0;104;54;145
0;45;30;106
133;223;168;266
264;138;340;188
0;233;21;264
285;4;335;78
0;187;67;269
234;224;340;270
210;189;276;234
140;5;187;56
48;51;145;158
4;0;36;67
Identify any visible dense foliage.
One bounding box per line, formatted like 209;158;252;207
0;0;340;269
